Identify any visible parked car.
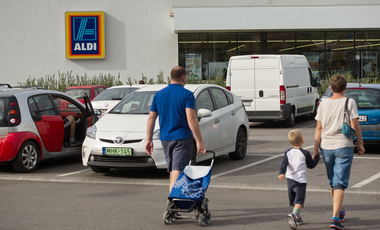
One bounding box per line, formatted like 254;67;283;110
91;85;146;118
64;85;107;104
0;85;96;172
82;84;250;173
345;84;380;144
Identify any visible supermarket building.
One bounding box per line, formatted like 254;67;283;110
2;0;380;85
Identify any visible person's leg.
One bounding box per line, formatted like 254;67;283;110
333;189;345;217
66;115;76;141
169;170;181;192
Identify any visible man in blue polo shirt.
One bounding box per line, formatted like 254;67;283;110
145;66;206;192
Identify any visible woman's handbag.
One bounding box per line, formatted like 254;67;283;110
341;98;355;138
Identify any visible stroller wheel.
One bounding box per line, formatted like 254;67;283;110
201;198;209;212
163;211;172;225
199;213;206;227
206;212;211;224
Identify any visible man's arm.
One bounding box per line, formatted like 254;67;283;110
186;108;206;154
145;111;158;155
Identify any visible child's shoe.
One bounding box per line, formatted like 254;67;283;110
287;213;297;230
339;208;345;222
295;216;304;225
330;218;344;230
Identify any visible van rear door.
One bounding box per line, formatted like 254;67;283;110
254;56;281;116
230;57;256;114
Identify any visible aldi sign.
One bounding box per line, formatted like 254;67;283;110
65;12;105;59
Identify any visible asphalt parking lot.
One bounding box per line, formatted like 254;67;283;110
0;117;379;229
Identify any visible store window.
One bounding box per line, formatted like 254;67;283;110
325;32;355;76
356;31;380;78
237;33;261;55
267;32;296;53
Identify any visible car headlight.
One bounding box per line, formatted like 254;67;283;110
86;125;97;139
153;129;160;140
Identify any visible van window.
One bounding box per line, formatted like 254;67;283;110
309;68;317;87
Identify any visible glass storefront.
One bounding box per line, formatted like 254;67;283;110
178;31;380;80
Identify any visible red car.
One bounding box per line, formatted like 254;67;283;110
62;85;107;109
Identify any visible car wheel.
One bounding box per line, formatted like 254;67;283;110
11;141;40;173
91;166;111;173
228;127;247;160
284;108;295;127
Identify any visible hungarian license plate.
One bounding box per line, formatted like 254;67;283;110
358;115;367;122
102;147;133;156
243;102;251;106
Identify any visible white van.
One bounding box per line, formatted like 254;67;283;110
226;54;320;126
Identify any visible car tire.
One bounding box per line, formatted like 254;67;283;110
91;166;111;173
284;108;295;127
228;127;247;160
11;141;40;173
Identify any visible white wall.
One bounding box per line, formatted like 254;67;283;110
0;0;178;86
1;0;379;86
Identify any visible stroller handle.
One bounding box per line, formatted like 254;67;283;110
189;151;216;166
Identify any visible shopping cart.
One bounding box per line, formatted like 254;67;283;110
163;152;215;226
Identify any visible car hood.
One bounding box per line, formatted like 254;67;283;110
92;100;120;110
95;113;159;133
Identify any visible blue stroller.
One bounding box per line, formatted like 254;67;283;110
164;152;214;226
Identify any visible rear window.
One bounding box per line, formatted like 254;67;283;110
93;87;138;101
64;88;91;99
0;98;8;127
323;87;332;97
345;88;380;109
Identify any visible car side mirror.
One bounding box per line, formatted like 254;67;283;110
197;109;212;120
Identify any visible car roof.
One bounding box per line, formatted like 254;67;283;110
65;85;107;89
346;83;380;89
134;84;218;93
106;84;147;90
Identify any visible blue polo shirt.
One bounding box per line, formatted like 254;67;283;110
150;84;195;141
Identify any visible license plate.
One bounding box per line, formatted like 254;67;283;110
102;147;133;156
243;102;251;106
68;104;76;108
358;115;367;122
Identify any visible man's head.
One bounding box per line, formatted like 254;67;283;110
288;129;304;147
170;66;187;85
330;74;347;93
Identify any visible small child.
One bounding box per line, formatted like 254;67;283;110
279;129;320;230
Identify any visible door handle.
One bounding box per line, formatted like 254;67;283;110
214;118;220;124
259;90;264;97
231;111;236;116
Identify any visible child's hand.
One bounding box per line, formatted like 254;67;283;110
278;174;285;181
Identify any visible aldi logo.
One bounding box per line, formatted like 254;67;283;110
65;12;105;59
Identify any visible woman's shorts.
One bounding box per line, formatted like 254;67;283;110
161;139;193;173
321;147;354;189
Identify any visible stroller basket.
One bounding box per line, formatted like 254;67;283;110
164;151;215;226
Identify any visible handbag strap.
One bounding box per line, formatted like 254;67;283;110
343;98;350;124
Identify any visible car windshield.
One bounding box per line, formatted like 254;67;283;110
109;91;156;114
323;87;332;96
345;88;380;109
64;89;91;99
93;87;138;101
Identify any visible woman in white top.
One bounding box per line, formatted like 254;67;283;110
314;74;365;230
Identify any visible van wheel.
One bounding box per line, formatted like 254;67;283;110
284;108;295;127
91;167;110;173
11;141;40;173
229;128;247;160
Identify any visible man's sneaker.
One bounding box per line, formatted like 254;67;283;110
330;219;344;230
287;213;297;230
339;208;345;222
295;216;304;225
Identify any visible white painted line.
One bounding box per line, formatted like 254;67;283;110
300;123;317;129
211;145;314;179
352;172;380;188
57;169;91;177
354;157;380;160
211;154;283;179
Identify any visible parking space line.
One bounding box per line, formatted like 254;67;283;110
352;172;380;188
211;145;313;179
57;169;91;177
